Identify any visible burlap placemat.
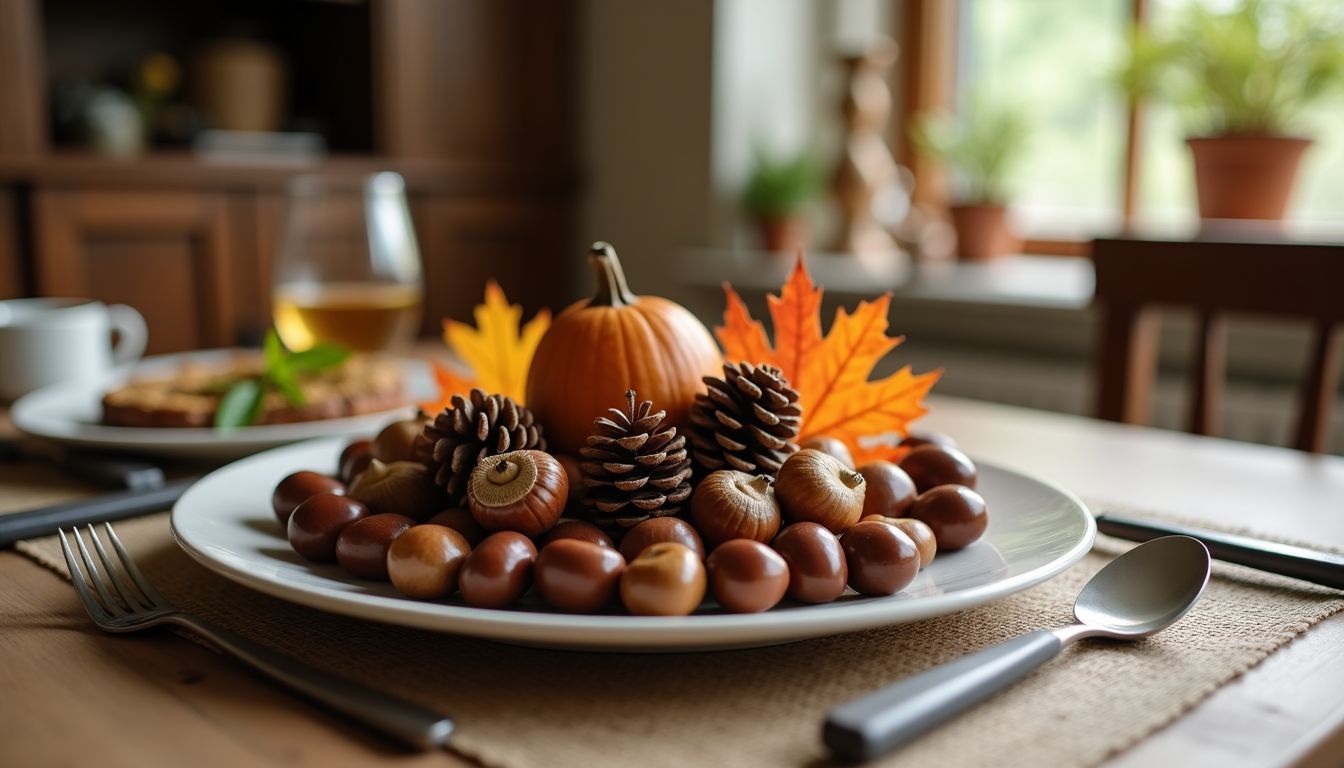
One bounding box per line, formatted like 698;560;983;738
13;506;1344;768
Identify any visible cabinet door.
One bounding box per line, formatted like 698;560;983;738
34;188;241;354
412;198;573;336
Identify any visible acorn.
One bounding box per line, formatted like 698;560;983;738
799;435;855;469
774;448;866;534
371;414;431;463
467;450;568;537
690;470;781;549
347;459;444;521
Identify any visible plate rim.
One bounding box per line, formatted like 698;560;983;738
171;438;1097;650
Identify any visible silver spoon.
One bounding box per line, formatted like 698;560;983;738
824;535;1212;762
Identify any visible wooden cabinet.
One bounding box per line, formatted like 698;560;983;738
0;189;22;298
33;189;246;354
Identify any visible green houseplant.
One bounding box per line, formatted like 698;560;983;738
911;105;1028;261
740;150;821;253
1120;0;1344;220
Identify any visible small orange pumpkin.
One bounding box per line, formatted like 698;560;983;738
525;242;723;455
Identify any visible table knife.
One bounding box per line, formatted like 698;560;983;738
0;477;197;548
1096;511;1344;590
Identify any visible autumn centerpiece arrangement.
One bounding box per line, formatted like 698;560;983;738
1119;0;1344;221
273;241;987;616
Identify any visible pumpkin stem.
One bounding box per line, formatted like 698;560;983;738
588;242;636;307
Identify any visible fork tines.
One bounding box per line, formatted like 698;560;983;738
59;524;169;625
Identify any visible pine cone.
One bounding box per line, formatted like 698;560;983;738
688;362;802;476
580;390;693;530
421;389;546;503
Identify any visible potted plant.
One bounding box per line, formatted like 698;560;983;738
1120;0;1344;221
912;106;1028;261
740;150;821;253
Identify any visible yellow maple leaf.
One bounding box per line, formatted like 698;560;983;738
715;252;940;457
436;281;551;404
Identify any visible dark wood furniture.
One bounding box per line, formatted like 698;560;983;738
0;0;576;354
1092;237;1344;452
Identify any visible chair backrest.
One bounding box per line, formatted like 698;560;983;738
1091;237;1344;452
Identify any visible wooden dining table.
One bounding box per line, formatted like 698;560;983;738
1;395;1341;767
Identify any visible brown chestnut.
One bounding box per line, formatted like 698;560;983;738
618;517;706;562
899;431;958;451
898;445;977;493
386;524;471;599
426;507;487;547
840;520;920;596
620;543;707;616
468;450;567;537
857;461;917;518
542;519;614;550
459;532;538;608
690;471;780;548
910;485;988;551
772;522;848;603
534;539;625;612
336;513;414;579
705;539;789;613
272;471;344;525
799;435;855;469
338;440;374;485
371;415;430;463
774;449;866;533
554;453;585;513
287;493;368;562
347;459;444;520
859;515;938;568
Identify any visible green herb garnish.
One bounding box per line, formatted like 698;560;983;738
214;330;351;432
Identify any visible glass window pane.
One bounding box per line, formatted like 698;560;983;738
958;0;1129;238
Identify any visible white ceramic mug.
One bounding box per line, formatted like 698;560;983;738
0;298;148;401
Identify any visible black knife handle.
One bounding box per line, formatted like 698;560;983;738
1096;513;1344;590
0;477;197;548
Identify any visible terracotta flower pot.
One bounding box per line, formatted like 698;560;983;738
754;214;809;254
948;204;1016;262
1186;135;1311;221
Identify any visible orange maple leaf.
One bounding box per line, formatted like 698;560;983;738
715;252;941;458
418;361;477;414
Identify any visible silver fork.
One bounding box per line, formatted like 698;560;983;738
59;524;454;750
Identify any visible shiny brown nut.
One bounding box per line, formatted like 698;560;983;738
618;517;706;562
287;493;368;562
338;440;374;485
775;449;866;533
857;461;917;518
898;431;958;451
459;532;538;608
704;539;789;613
690;470;781;548
771;522;848;603
427;508;487;547
534;539;625;612
859;515;937;568
272;471;344;525
910;485;988;551
554;453;585;512
542;519;614;550
620;543;707;616
799;435;855;469
386;524;471;599
371;415;429;463
898;445;977;493
335;513;414;580
348;460;444;521
468;450;567;536
840;520;920;596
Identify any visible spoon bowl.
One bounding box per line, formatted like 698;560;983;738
1072;534;1212;639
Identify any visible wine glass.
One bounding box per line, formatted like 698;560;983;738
272;171;424;351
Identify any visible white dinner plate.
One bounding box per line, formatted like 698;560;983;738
171;438;1096;651
11;349;436;461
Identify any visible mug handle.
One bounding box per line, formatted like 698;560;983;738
108;304;148;366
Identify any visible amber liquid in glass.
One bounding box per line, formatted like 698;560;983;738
274;282;422;351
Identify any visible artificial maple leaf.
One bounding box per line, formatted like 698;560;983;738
715;252;940;457
426;281;550;406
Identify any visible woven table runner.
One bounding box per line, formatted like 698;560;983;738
12;503;1344;768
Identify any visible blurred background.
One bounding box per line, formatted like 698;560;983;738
0;0;1341;453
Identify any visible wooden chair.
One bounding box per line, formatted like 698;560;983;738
1091;237;1344;452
